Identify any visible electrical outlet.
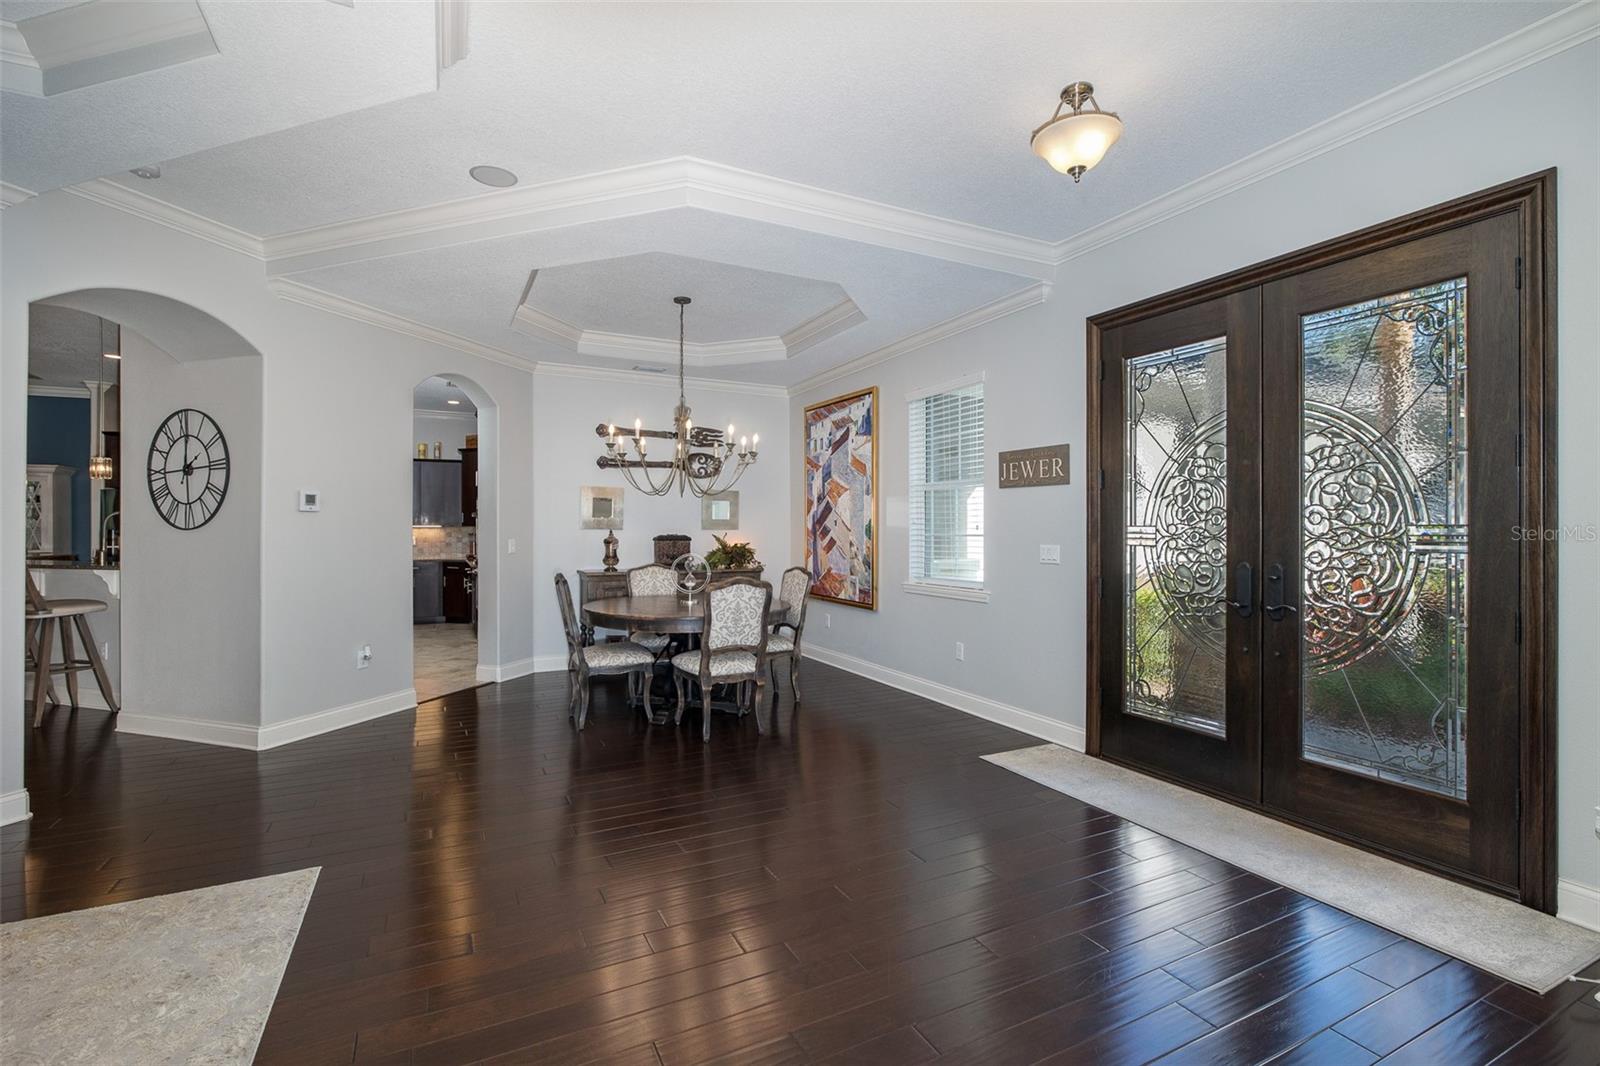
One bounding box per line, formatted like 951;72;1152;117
507;538;517;554
1039;544;1061;564
99;642;110;660
357;644;373;670
955;642;965;661
825;612;831;629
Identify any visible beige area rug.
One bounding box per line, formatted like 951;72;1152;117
985;744;1600;993
1;868;319;1065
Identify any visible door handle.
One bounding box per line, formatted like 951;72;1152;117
1263;563;1298;620
1226;562;1253;618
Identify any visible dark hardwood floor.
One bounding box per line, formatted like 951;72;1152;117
5;663;1597;1064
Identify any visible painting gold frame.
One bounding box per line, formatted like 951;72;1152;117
801;385;879;610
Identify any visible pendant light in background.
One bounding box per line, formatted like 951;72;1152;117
88;319;118;481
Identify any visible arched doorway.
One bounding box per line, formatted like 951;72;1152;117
410;374;495;701
21;288;264;756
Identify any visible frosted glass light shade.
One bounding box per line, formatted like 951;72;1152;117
1031;110;1124;180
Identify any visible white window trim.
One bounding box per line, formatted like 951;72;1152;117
907;372;987;596
902;580;991;604
906;370;985;403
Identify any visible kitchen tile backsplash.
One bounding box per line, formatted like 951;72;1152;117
413;526;474;560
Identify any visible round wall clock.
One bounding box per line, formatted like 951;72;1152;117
147;408;230;530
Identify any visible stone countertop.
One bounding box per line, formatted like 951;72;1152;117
27;560;120;571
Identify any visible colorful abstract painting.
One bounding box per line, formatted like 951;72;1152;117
803;387;877;609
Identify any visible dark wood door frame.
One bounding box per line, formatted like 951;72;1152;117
1083;170;1558;912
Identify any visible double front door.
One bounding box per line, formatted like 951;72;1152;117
1093;188;1551;904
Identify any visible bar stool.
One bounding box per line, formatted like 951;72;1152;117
25;573;119;727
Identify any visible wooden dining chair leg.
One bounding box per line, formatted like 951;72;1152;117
639;668;654;721
674;673;687;725
32;620;55;727
790;657;801;704
75;614;118;714
701;684;713;742
58;617;80;709
753;677;768;735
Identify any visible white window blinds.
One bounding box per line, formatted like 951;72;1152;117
908;379;985;587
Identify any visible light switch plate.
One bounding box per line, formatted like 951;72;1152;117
1039;544;1061;564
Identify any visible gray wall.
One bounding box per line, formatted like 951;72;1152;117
120;329;262;726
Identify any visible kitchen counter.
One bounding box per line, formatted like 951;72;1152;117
27;559;119;571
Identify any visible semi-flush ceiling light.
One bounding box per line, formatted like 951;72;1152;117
1030;81;1123;183
130;165;161;179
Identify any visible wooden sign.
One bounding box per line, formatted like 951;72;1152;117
999;444;1069;488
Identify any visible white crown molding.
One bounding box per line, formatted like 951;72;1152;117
436;0;469;75
512;293;866;367
261;156;1058;280
14;0;216;96
28;383;91;398
65;177;264;257
1;180;36;209
509;303;583;347
1053;1;1600;265
531;360;789;399
782;296;868;356
267;277;534;374
1;19;42;96
789;282;1048;398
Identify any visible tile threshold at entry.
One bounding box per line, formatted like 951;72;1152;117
4;663;1595;1064
413;622;479;703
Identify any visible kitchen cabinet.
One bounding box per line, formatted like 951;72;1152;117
413;560;444;623
412;460;462;527
442;561;473;624
459;447;478;527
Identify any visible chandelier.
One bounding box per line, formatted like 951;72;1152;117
596;296;759;497
1030;80;1123;183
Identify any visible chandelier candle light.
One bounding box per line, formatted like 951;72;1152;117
596;296;759;497
88;319;118;481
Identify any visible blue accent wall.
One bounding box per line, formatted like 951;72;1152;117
27;395;92;561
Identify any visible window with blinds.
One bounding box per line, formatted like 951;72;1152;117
908;378;985;588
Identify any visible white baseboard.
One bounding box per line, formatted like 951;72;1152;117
256;688;417;750
803;645;1086;752
476;657;543;684
116;710;261;749
118;689;417;751
1558;877;1600;933
0;789;31;826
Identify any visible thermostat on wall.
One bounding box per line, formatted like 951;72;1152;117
298;489;321;512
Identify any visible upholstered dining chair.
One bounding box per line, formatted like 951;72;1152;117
672;577;772;742
765;566;809;703
626;563;677;655
556;573;655;730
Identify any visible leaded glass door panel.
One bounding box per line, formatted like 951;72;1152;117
1261;213;1522;892
1098;291;1262;803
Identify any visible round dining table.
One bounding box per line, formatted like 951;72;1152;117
581;594;793;636
581;594;793;724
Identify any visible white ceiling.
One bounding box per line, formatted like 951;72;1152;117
91;2;1560;240
26;302;109;389
526;253;847;343
0;0;435;194
414;375;477;415
3;1;1571;388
